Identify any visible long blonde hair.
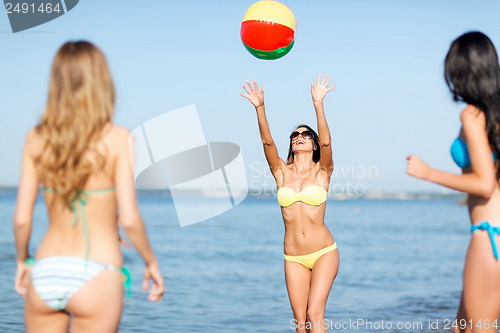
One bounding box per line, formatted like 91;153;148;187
35;41;115;207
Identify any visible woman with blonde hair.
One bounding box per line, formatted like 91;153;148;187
13;41;164;332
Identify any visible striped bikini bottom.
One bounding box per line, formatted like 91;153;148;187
30;256;130;311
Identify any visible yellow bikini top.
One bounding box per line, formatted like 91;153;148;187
277;185;328;207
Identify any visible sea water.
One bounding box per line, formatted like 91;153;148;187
0;191;471;332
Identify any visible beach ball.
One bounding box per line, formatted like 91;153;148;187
241;0;297;60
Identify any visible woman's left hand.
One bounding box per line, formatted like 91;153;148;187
407;155;432;180
311;73;335;103
14;260;30;298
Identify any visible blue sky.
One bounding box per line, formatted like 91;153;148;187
2;0;500;194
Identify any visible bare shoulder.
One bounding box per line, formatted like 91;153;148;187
25;127;38;143
25;127;43;156
315;159;333;175
279;162;291;174
107;124;131;138
102;124;131;150
460;105;486;127
272;159;287;185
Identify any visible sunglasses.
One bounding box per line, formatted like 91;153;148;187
290;130;313;141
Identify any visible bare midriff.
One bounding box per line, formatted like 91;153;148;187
282;202;334;256
463;168;500;225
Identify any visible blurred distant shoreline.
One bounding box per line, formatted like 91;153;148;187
0;187;466;201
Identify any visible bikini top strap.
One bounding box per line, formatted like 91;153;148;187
72;192;90;262
42;188;116;262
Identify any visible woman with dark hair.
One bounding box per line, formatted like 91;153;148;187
13;41;164;332
241;74;339;333
408;31;500;332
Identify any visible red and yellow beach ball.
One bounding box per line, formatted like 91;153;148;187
241;0;297;60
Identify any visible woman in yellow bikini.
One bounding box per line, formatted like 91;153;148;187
241;74;339;333
13;41;165;332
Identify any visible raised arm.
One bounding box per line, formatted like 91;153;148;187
407;105;496;198
114;127;164;302
13;129;39;297
240;80;285;180
311;74;335;174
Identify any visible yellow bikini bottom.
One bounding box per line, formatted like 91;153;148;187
284;243;337;270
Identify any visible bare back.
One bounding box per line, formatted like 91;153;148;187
29;124;131;266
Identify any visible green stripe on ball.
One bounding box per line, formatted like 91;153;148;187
243;40;294;60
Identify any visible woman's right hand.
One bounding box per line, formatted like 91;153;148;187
142;260;165;302
407;155;432;180
240;80;265;108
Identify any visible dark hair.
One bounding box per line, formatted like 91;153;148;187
445;31;500;178
286;124;320;165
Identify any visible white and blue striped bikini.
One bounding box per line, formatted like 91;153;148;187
30;256;129;311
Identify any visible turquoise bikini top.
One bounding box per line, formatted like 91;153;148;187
43;187;116;261
450;137;497;169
